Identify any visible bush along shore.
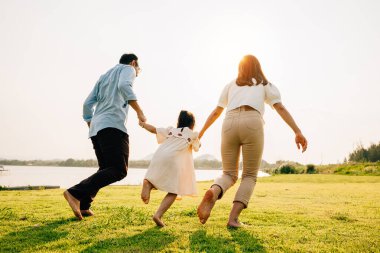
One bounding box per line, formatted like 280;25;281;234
261;162;380;176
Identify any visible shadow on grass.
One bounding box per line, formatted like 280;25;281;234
189;228;266;253
0;217;74;252
190;229;236;252
228;228;266;253
81;227;176;253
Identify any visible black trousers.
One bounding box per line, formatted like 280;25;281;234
68;127;129;210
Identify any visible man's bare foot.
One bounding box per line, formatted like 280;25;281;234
63;190;83;220
141;179;153;204
227;219;245;228
153;215;165;227
80;209;94;217
197;188;216;224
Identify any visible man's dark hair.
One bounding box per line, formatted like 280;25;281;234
177;110;195;130
119;54;138;65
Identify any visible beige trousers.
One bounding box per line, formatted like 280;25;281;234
213;109;264;208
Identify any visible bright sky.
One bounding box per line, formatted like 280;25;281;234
1;0;379;165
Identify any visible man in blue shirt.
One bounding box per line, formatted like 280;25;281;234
64;54;146;220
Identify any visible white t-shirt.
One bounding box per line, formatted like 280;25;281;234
217;79;282;115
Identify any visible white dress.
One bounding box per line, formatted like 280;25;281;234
144;126;200;196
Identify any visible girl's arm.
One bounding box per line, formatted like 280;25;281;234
139;121;157;134
273;102;308;152
198;106;224;139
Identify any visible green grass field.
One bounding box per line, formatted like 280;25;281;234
1;175;379;252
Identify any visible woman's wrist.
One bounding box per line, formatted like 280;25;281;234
293;127;302;135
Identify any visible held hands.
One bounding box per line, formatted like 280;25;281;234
138;120;145;128
138;113;147;123
295;132;308;153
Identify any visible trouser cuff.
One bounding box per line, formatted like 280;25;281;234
233;199;248;208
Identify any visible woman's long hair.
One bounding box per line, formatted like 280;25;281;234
236;55;269;86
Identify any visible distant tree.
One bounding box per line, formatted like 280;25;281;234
306;164;316;174
367;143;380;162
194;159;222;169
349;142;380;162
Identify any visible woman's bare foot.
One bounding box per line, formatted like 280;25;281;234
80;209;94;217
197;189;216;224
141;179;153;204
63;190;83;220
227;219;245;228
153;215;165;227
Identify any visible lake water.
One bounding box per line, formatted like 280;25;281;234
0;166;270;188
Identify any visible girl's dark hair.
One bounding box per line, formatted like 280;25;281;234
119;54;138;65
177;110;195;129
236;55;269;86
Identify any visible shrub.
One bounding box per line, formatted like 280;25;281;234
277;164;297;174
306;164;317;174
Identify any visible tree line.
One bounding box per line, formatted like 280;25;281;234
0;158;223;169
349;142;380;162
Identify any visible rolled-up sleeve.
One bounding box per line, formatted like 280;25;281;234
83;80;99;122
118;66;137;101
264;83;282;108
217;84;230;108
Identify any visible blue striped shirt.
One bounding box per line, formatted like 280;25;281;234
83;64;137;137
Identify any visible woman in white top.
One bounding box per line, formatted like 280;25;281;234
197;55;308;227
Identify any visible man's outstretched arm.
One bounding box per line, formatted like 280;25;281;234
129;100;146;123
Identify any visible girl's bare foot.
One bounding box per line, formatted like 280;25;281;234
197;189;216;224
141;179;153;204
63;190;83;220
153;215;165;227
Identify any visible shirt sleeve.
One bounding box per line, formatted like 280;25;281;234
118;66;137;101
156;127;173;144
264;83;282;108
82;80;100;122
217;84;230;108
190;131;201;152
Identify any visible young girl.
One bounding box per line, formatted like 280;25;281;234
139;110;200;227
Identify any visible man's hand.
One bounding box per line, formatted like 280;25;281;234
138;113;147;123
87;121;91;128
138;120;145;128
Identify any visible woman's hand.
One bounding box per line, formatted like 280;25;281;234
295;132;308;152
274;103;308;153
199;106;224;140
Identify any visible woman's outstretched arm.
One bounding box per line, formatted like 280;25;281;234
199;106;224;139
273;103;308;152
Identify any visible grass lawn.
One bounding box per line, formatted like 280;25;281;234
0;175;379;252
